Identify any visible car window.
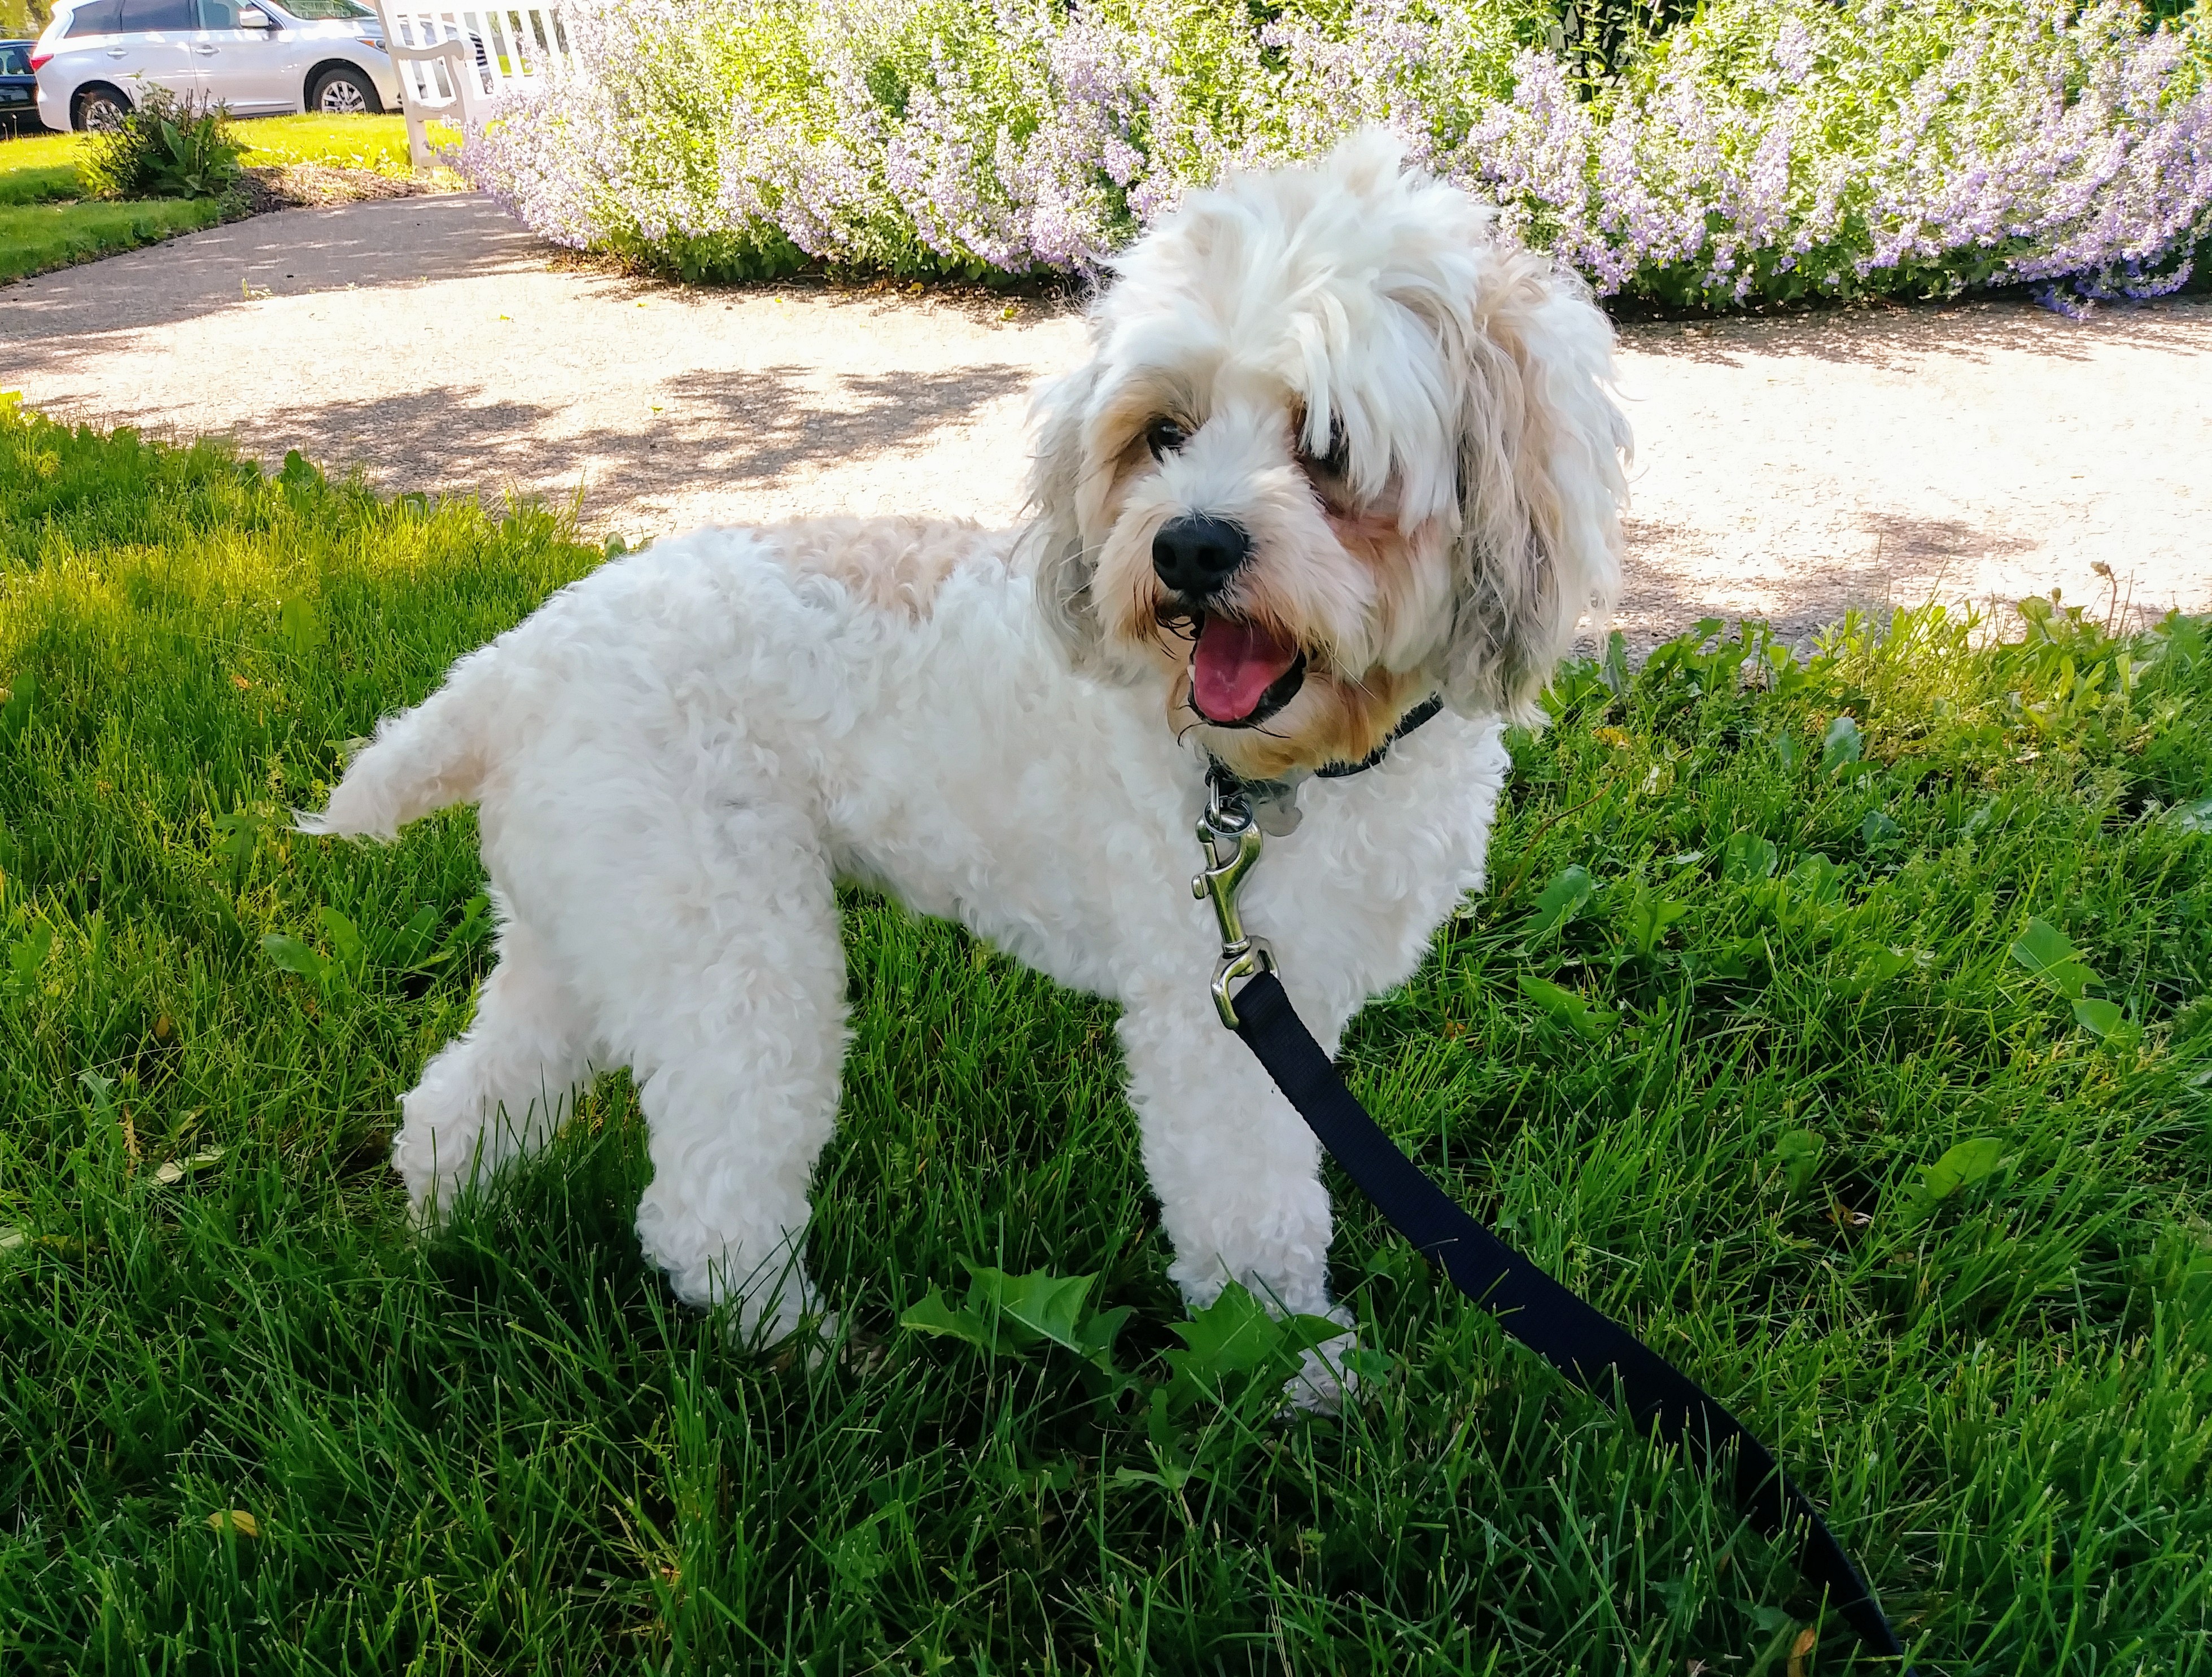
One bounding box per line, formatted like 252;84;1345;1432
197;0;238;24
272;0;374;17
63;0;128;35
123;0;198;28
0;43;30;72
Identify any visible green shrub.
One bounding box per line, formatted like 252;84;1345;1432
77;87;245;203
461;0;2212;307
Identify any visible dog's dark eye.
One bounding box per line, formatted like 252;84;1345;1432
1300;415;1350;480
1146;418;1189;458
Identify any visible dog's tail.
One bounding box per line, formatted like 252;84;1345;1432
298;646;513;841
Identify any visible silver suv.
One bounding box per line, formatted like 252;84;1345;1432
32;0;400;130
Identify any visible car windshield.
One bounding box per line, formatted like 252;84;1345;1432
271;0;374;16
0;44;29;73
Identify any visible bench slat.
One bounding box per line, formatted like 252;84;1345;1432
372;2;580;170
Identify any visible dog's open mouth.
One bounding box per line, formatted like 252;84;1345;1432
1187;613;1306;728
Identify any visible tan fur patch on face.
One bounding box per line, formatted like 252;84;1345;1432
1324;508;1401;564
1181;663;1431;781
769;518;1003;619
1091;375;1200;524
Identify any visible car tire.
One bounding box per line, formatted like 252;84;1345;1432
72;84;131;132
308;65;383;116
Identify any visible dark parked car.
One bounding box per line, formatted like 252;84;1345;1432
0;39;42;133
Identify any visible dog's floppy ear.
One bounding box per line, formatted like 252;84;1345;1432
1022;356;1107;668
1437;249;1630;724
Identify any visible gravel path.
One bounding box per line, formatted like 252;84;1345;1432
6;192;2209;645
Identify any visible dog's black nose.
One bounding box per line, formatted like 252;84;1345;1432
1152;515;1251;599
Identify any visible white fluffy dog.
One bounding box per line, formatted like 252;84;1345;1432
305;132;1630;1394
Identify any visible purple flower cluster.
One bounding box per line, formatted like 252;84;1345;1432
1850;2;2212;304
457;0;2212;308
1452;0;2212;306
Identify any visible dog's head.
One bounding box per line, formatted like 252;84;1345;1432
1024;130;1630;781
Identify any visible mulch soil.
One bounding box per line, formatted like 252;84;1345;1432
233;164;433;216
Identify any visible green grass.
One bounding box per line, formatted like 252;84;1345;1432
0;133;85;207
1;115;438;184
1;400;2209;1674
0;116;447;284
0;128;220;282
0;196;222;282
229;112;444;179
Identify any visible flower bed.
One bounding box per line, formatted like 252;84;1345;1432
459;0;2212;308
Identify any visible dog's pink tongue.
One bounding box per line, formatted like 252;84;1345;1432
1192;617;1300;721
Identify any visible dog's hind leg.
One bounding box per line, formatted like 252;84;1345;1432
599;802;848;1347
393;899;600;1224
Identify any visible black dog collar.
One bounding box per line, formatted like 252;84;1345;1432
1312;693;1445;778
1204;693;1445;836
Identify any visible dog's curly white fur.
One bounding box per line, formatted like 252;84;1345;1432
303;133;1630;1404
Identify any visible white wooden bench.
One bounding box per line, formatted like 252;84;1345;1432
370;3;582;172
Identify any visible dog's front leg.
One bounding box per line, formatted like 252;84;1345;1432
1117;986;1357;1410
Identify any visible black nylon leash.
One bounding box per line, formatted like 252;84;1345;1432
1227;967;1912;1666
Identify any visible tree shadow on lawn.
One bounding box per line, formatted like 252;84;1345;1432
207;361;1036;524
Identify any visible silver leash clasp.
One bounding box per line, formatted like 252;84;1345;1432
1194;776;1277;1029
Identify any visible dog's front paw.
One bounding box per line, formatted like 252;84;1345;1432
1283;1324;1363;1416
391;1132;467;1231
762;1307;844;1373
677;1256;835;1365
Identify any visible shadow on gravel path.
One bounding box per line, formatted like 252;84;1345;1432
2;195;541;360
6;194;2209;645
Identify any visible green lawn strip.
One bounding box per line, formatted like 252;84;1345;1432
229;112;439;179
0;198;224;282
0;131;85;206
0;161;81;207
1;401;2208;1670
1;116;429;192
0;116;448;283
0;131;83;173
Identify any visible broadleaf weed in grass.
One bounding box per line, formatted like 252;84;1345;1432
2010;916;2099;1001
1821;713;1865;773
1518;972;1621;1039
1522;862;1597;943
901;1256;1134;1387
3;405;2212;1669
1157;1282;1345;1414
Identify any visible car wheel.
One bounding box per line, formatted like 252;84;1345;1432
73;85;130;132
309;66;382;116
